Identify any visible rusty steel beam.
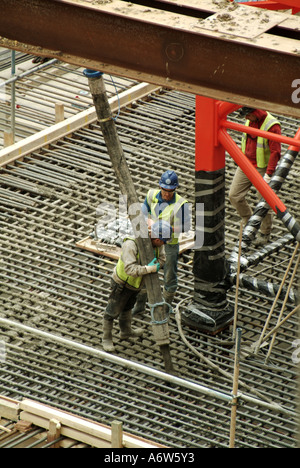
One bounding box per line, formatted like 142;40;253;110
1;0;300;117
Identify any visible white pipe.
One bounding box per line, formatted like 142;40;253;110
0;317;230;402
0;317;294;416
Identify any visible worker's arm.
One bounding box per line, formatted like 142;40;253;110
122;240;159;277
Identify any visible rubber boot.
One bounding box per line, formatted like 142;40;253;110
102;319;115;352
253;232;271;247
119;310;144;340
132;290;147;316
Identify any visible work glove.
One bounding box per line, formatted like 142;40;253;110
145;258;160;273
263;173;271;184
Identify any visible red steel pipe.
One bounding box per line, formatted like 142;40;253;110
273;0;300;7
289;127;300;152
221;120;300;149
195;96;226;172
217;102;241;120
218;128;287;215
239;1;300;12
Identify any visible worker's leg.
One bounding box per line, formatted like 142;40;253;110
254;167;273;245
104;280;144;340
132;288;148;316
104;280;129;320
119;307;144;340
117;287;144;339
261;213;273;235
229;166;253;225
163;243;179;306
102;319;115;352
103;279;132;352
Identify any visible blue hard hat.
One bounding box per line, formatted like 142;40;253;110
159;170;179;190
151;220;173;243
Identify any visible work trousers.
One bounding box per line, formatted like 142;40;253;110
104;279;139;321
229;166;273;235
164;243;179;293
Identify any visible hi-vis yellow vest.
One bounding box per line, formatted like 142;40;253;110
241;112;281;168
116;238;159;289
146;189;187;245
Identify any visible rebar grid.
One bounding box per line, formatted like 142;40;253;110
0;55;137;147
0;88;299;448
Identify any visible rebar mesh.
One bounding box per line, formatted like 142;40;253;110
0;84;299;448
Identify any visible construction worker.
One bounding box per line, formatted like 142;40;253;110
229;107;281;246
132;170;191;315
102;219;172;352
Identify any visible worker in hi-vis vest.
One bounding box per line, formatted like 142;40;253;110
102;219;172;353
132;170;191;316
229;107;282;246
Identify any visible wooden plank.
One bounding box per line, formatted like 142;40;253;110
0;424;12;434
0;397;20;421
79;0;286;37
76;231;195;260
73;0;298;50
111;421;123;448
197;4;287;39
20;399;166;448
47;418;62;448
20;412;112;448
55;103;65;124
76;237;121;260
0;82;161;167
